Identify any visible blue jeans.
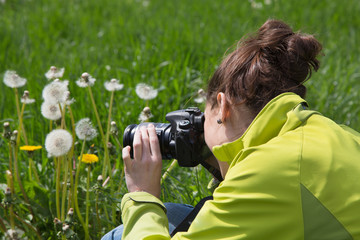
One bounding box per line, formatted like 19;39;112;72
101;202;194;240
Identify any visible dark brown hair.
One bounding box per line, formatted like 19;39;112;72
206;19;322;114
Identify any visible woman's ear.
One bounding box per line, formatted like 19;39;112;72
216;92;230;122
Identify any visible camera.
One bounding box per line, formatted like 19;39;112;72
123;107;212;167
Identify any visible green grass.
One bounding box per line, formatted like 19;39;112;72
0;0;359;238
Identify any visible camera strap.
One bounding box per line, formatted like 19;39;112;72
200;161;223;182
170;196;213;236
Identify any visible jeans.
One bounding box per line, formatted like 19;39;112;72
101;202;194;240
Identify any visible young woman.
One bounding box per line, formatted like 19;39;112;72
104;19;360;239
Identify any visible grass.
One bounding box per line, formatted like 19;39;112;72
0;0;359;238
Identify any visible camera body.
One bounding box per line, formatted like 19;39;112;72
123;107;212;167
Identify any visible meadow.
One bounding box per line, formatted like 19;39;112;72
0;0;359;238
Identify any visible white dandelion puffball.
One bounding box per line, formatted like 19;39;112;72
135;83;158;100
194;88;207;103
104;78;124;91
76;72;96;88
42;80;69;103
138;106;153;122
41;101;62;120
75;118;98;140
3;70;27;88
63;91;76;105
21;90;36;104
45;129;73;157
45;66;65;80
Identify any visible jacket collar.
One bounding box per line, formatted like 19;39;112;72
212;92;317;165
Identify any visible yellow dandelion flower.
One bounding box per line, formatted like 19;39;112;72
20;145;43;152
79;154;99;164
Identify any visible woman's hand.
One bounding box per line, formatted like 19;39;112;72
122;124;162;198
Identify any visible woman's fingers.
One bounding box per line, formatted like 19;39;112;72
148;125;161;160
140;126;151;160
122;146;132;171
133;127;142;161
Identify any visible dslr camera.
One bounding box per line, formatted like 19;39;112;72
123;107;211;167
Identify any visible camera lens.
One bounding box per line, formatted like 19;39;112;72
122;122;175;159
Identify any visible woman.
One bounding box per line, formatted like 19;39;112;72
106;19;360;239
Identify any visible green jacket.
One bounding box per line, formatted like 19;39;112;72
121;93;360;239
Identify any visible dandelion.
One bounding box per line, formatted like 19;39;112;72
63;91;75;105
20;145;42;151
3;70;27;88
20;90;36;104
110;121;118;136
75;72;96;88
79;154;99;164
104;78;124;91
135;83;158;100
2;122;12;140
194;88;207;103
42;80;69;103
45;66;65;80
41;101;62;120
75;118;98;140
45;129;73;157
97;175;103;182
138;106;153;122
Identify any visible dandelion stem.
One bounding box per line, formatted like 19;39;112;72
95;191;101;236
87;85;105;140
87;85;109;179
67;105;76;209
59;102;66;129
11;143;35;220
29;157;40;183
5;170;15;231
85;164;91;235
74;138;90;240
16;102;28;146
103;90;114;178
161;159;178;184
61;156;69;221
56;156;61;219
0;216;7;235
14;90;28;145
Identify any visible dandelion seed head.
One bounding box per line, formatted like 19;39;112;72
41;101;62;120
42;80;69;103
97;175;103;181
3;70;27;88
135;83;158;100
105;65;111;71
4;122;10;127
138;106;153;122
45;129;72;157
194;88;207;103
104;78;124;91
67;208;74;215
45;66;65;80
63;91;75;105
21;90;36;104
76;72;96;88
75;118;98;140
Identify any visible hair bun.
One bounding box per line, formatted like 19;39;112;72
287;34;322;83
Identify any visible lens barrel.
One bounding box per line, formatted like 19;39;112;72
122;122;174;159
